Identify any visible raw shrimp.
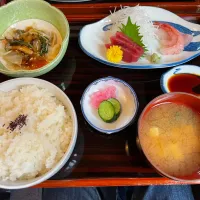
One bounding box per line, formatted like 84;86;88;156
182;33;193;47
155;22;184;55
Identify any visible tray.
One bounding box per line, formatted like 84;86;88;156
1;1;200;187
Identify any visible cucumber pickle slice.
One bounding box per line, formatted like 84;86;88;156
98;98;121;123
98;101;115;123
108;98;121;118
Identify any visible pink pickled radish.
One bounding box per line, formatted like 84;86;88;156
90;86;117;109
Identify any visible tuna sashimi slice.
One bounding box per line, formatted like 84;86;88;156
110;36;142;62
121;47;139;62
115;32;144;55
105;42;140;63
105;32;144;63
110;36;139;55
111;35;144;57
105;43;112;49
110;36;144;60
90;86;116;109
116;32;138;48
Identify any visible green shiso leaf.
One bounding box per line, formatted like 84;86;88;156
119;17;148;52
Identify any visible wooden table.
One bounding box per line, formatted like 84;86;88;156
1;0;200;187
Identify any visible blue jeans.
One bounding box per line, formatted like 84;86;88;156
117;186;194;200
10;185;195;200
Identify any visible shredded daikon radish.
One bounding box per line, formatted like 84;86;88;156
108;5;159;53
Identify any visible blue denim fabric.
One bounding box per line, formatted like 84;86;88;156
143;185;194;200
10;185;195;200
42;187;101;200
10;188;42;200
117;185;194;200
117;186;147;200
10;187;101;200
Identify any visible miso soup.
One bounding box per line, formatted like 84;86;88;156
140;103;200;177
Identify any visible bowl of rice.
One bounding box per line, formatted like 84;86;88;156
0;78;78;189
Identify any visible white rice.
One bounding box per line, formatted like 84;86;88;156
0;85;72;181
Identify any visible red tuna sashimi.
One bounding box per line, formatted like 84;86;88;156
105;42;140;62
105;43;140;62
110;36;141;56
90;86;116;109
121;47;139;62
110;36;142;62
105;43;112;49
110;35;144;57
115;32;144;55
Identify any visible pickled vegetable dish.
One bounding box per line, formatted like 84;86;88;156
90;86;121;123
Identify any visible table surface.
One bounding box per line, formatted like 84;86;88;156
1;1;200;187
38;25;200;187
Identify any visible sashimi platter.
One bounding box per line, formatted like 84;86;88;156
79;6;200;69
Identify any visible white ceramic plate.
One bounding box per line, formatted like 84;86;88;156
79;6;200;69
0;78;78;189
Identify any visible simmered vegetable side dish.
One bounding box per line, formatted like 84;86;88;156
0;27;61;70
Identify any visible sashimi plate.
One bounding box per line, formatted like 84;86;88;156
79;6;200;69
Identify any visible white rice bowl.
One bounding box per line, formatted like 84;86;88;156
0;78;77;189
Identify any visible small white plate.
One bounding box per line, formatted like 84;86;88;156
79;6;200;69
80;77;139;134
160;65;200;93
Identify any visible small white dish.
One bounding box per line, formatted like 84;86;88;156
79;6;200;69
160;65;200;93
0;78;78;189
80;77;139;134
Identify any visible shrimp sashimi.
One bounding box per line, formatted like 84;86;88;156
182;33;193;47
155;22;185;55
156;25;178;47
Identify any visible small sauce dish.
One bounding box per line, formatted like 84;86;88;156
80;77;139;134
160;65;200;96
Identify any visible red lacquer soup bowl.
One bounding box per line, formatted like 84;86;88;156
138;92;200;181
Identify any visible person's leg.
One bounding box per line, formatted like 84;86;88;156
143;185;194;200
10;187;101;200
42;187;101;200
117;185;195;200
117;186;148;200
97;187;116;200
10;188;42;200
